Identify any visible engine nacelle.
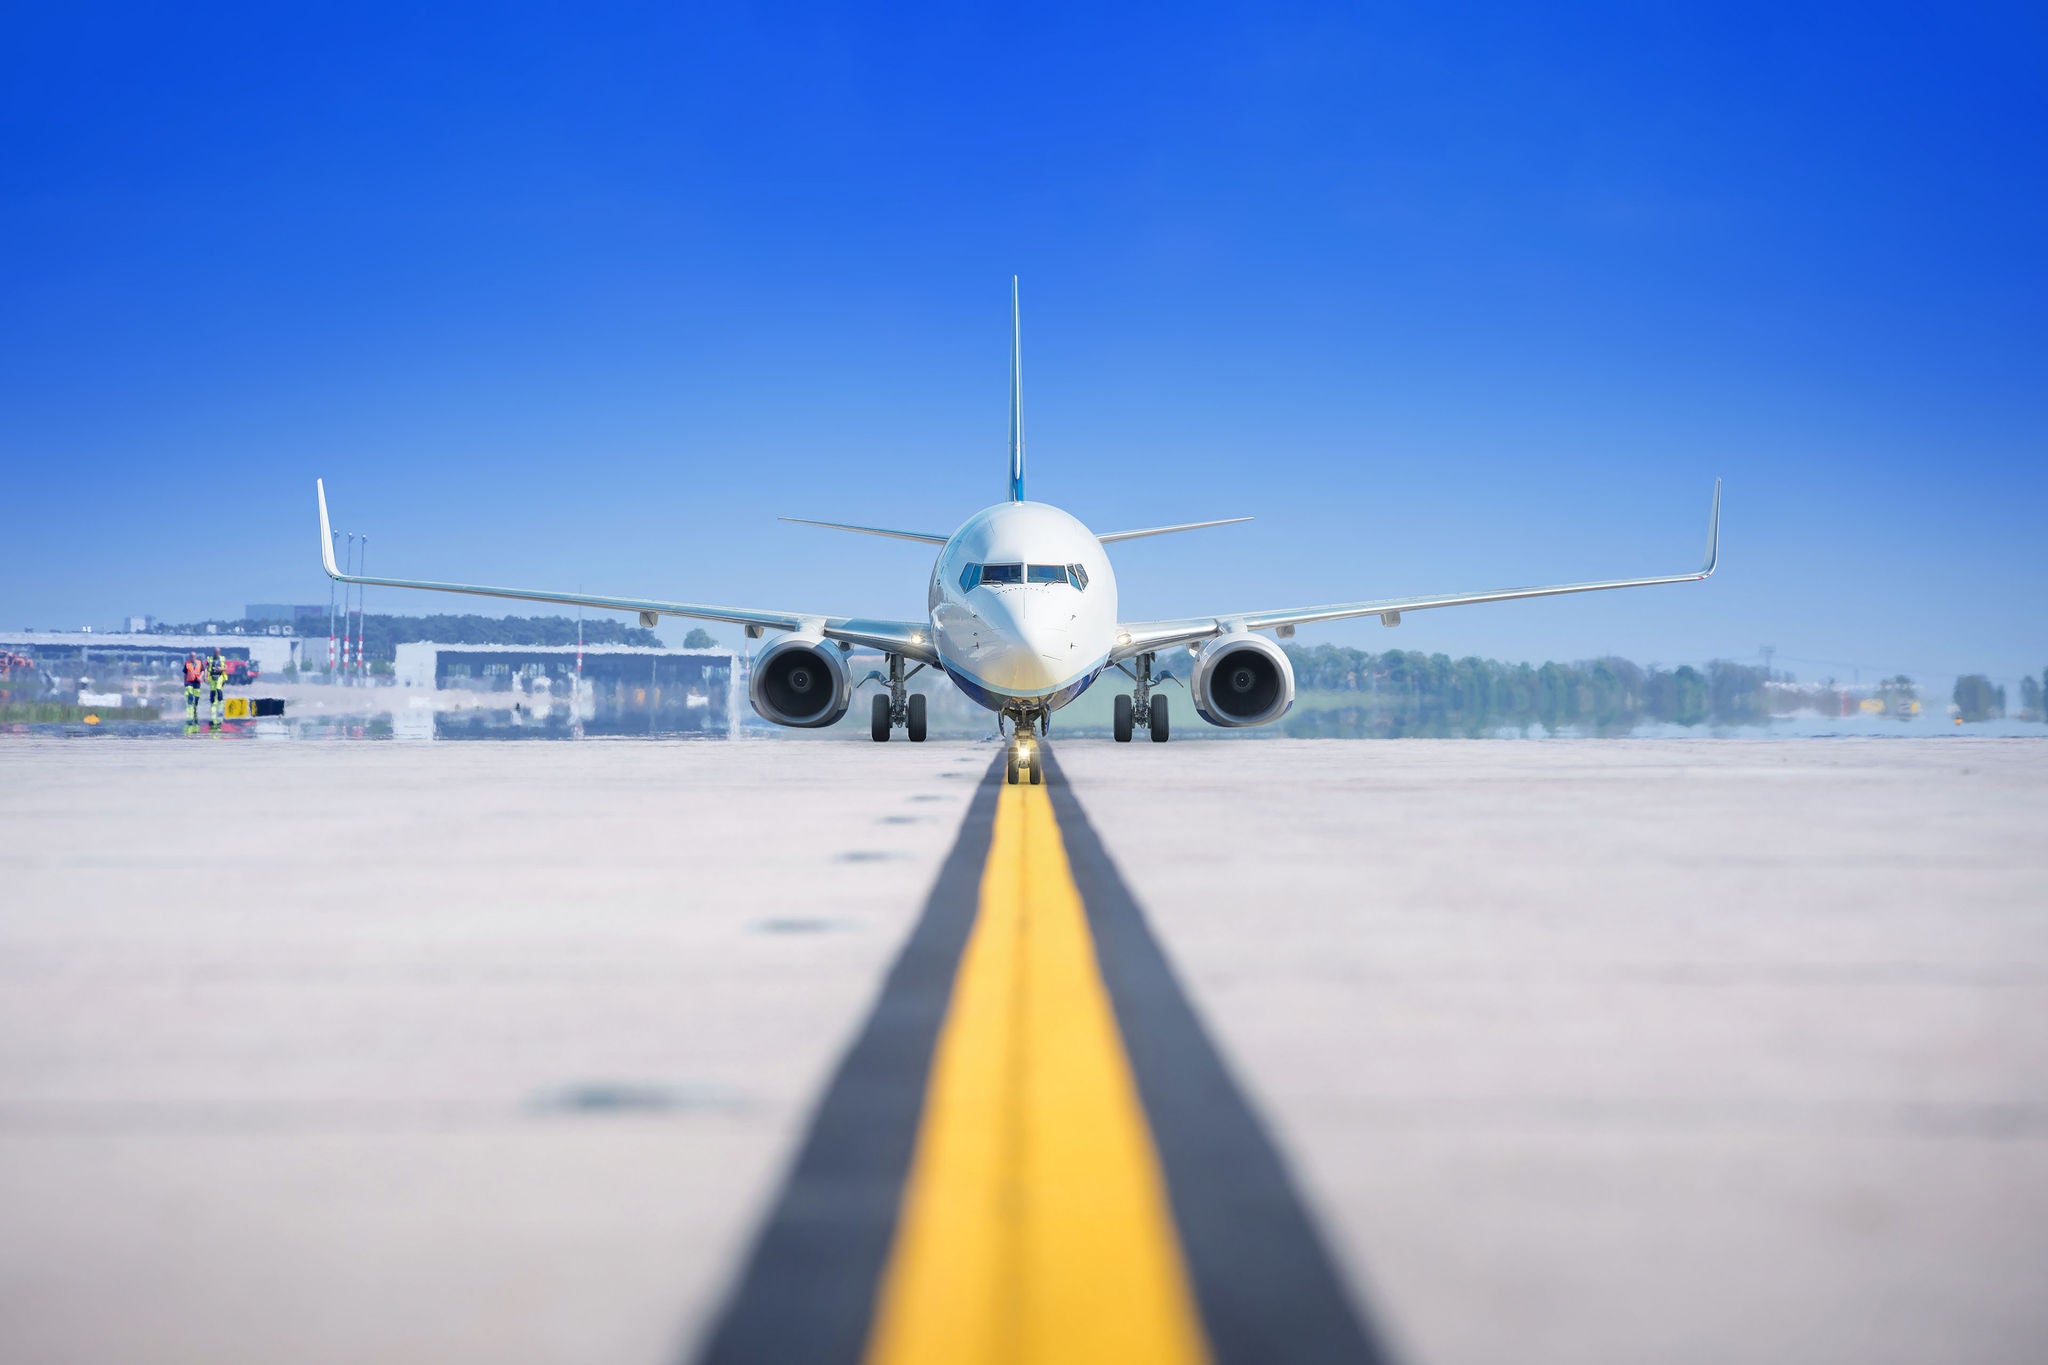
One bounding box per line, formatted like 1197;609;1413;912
1190;632;1295;728
748;635;851;729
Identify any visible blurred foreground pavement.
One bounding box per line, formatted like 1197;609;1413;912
1;737;2043;1365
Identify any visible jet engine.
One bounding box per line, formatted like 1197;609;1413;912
1190;632;1295;728
748;634;851;728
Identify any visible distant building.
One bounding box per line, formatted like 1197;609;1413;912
0;630;299;677
392;641;742;738
245;604;330;633
0;630;297;709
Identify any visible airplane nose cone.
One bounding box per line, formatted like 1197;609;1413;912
967;592;1076;693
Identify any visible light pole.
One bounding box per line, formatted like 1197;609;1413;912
327;532;338;678
357;536;369;681
344;533;356;683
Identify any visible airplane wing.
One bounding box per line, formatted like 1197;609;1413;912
777;517;950;544
316;481;938;663
1112;481;1720;661
1097;517;1253;543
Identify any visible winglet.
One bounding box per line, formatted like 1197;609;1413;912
1700;478;1722;577
316;479;341;578
1008;276;1025;503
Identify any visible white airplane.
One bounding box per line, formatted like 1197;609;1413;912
317;279;1719;784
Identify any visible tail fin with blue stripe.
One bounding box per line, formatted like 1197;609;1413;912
1009;276;1025;502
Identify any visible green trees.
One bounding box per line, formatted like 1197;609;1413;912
2019;674;2043;722
682;628;716;649
1952;675;2005;722
1705;661;1770;725
1277;647;1770;736
1645;665;1708;726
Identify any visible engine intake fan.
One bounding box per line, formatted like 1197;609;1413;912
748;635;851;728
1190;633;1295;728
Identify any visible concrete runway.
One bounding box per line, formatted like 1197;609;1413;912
2;737;2044;1364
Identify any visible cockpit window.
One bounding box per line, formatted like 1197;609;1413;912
961;562;1083;590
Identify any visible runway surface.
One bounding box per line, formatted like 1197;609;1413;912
2;737;2044;1364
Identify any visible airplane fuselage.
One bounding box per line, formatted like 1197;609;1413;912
928;501;1118;715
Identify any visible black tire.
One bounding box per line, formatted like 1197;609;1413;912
1149;693;1170;742
907;694;927;742
1028;754;1044;784
871;694;891;742
1005;749;1020;784
1113;693;1133;743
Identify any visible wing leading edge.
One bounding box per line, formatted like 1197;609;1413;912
315;481;937;663
776;517;950;544
1114;480;1721;660
1097;517;1253;543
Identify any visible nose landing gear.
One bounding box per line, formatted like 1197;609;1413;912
1001;707;1047;785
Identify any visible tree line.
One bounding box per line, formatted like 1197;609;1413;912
1282;645;1768;737
1962;670;2048;723
1284;647;2048;735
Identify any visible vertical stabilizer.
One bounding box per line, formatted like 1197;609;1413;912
1009;276;1024;502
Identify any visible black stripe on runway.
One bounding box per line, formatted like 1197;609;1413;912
689;756;1003;1365
1042;747;1397;1365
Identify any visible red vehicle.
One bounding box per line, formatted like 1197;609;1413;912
224;658;260;687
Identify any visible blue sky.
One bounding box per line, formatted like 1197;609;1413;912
4;4;2043;685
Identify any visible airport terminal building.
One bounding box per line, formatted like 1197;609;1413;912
392;641;742;738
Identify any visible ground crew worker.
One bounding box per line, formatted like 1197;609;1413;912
207;648;229;724
182;654;204;724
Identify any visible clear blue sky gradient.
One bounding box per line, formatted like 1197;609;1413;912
4;4;2043;684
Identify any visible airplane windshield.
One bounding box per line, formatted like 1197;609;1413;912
961;563;1076;590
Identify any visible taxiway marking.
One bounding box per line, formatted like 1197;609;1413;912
695;751;1386;1365
861;773;1210;1364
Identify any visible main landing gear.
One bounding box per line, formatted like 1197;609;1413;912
1002;707;1047;785
869;654;928;742
1112;652;1171;744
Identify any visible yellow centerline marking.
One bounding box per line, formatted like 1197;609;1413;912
862;777;1212;1365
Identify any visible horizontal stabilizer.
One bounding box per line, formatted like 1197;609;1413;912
1097;517;1253;544
778;517;950;545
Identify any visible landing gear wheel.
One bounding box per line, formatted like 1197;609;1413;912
907;694;927;742
871;694;891;742
1005;748;1020;784
1029;754;1044;784
1149;693;1170;742
1113;693;1133;743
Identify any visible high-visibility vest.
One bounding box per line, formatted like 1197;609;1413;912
208;657;228;685
184;660;203;686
